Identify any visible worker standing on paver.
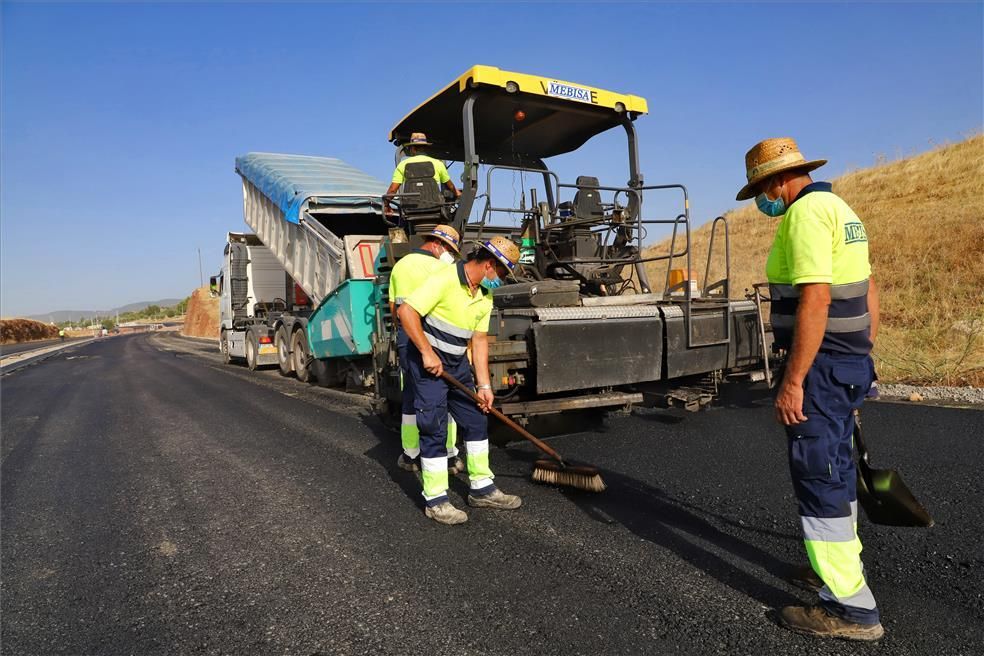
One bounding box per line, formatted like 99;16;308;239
737;138;883;641
397;237;522;525
58;329;66;342
384;132;460;205
388;225;464;475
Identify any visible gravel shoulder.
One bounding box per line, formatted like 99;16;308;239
875;383;984;407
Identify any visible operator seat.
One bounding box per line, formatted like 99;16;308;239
572;175;604;221
399;160;452;233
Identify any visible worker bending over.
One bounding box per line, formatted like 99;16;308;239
384;132;460;207
397;237;521;525
388;224;463;474
737;137;882;641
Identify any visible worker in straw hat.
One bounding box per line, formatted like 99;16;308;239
388;224;465;476
738;137;883;640
397;236;522;525
384;132;460;209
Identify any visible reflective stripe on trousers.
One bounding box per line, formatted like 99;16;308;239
785;352;879;625
397;328;457;458
406;342;495;506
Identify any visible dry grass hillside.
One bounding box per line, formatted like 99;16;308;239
641;134;984;385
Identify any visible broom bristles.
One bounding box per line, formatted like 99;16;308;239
532;461;607;493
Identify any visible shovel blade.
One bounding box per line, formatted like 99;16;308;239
857;463;934;527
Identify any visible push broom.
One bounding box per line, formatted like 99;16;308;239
440;372;606;492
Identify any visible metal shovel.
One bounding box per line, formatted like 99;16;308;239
854;409;934;527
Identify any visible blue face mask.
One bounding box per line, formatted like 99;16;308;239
481;275;503;291
756;190;786;217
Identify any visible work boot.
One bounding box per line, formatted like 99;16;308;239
397;453;420;472
424;501;468;525
787;564;824;592
448;456;465;475
467;488;522;510
779;606;884;641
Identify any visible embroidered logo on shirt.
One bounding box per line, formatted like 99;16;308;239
844;222;868;244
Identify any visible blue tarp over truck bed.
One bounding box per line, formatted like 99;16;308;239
235;153;388;224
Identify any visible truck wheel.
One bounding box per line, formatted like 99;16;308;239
221;330;233;365
291;329;311;383
246;332;259;371
276;326;293;377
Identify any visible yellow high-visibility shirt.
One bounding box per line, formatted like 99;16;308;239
765;182;872;355
391;155;450;186
389;250;447;305
405;262;492;358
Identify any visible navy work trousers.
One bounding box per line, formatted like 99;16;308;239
405;343;494;506
785;351;879;624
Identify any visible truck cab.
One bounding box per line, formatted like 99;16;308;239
217;232;288;369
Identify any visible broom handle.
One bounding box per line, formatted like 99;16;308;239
440;371;565;465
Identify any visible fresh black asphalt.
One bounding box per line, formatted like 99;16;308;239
0;337;83;357
2;333;981;655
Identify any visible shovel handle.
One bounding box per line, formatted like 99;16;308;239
853;409;877;491
439;371;565;465
853;409;871;464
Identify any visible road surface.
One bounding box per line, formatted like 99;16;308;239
2;333;982;655
0;337;83;357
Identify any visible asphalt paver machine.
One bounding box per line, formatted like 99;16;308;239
376;66;770;421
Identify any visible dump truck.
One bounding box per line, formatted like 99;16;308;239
217;66;773;423
216;154;389;386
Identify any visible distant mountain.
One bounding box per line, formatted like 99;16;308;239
111;299;184;314
25;298;183;323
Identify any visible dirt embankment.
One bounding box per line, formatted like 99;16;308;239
182;286;220;339
0;319;59;344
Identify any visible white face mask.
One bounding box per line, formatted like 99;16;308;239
439;251;455;264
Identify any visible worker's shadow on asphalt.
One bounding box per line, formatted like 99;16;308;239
359;412;479;509
360;413;429;507
504;446;804;610
358;406;803;611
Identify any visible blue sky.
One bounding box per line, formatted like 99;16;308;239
2;1;981;316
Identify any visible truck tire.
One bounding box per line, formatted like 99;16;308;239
291;329;311;383
246;332;259;371
221;330;233;365
276;326;293;377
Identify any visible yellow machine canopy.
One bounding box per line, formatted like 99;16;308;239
389;65;649;166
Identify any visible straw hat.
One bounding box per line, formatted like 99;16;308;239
426;224;461;254
736;137;827;200
408;132;432;147
480;236;520;270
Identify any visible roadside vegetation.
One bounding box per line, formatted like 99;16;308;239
642;134;984;386
55;298;190;332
